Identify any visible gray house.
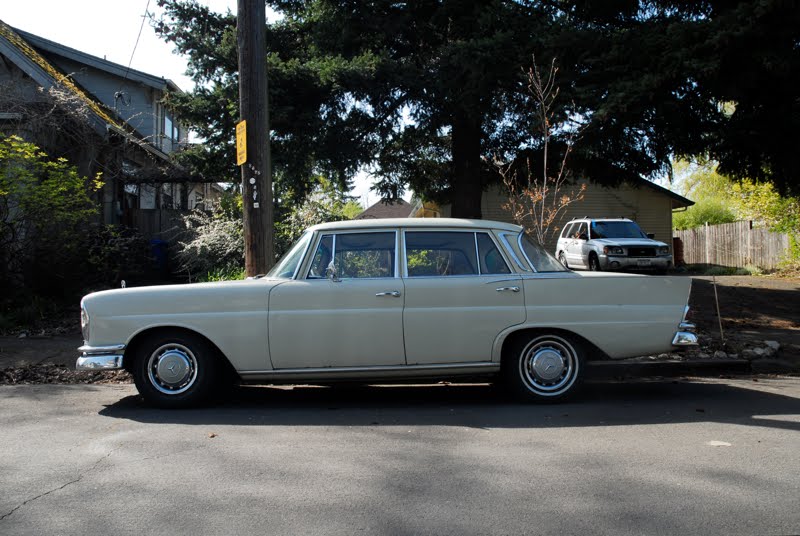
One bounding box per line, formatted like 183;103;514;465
0;20;220;232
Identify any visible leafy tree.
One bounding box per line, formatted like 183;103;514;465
155;0;800;220
276;177;362;250
497;56;586;246
672;159;799;233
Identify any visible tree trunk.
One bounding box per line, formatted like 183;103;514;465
450;114;483;219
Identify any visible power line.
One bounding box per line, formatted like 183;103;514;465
120;0;152;89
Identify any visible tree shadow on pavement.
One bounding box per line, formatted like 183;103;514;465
97;378;800;433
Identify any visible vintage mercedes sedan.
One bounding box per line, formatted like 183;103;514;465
77;218;697;408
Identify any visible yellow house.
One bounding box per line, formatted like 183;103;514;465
415;178;694;253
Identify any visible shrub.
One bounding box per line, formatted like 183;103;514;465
172;209;244;281
0;135;101;301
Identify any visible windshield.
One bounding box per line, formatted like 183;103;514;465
266;231;312;279
518;233;568;272
590;221;646;239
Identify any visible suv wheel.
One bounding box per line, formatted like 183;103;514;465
588;253;602;271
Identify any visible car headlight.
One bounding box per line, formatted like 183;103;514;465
80;306;90;342
658;246;670;255
603;246;624;255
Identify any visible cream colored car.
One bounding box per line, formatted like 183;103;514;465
77;218;697;407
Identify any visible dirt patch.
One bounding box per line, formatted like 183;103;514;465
1;363;132;385
688;275;800;361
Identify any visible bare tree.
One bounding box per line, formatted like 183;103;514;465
497;56;586;246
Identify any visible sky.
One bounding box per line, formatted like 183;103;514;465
1;0;385;207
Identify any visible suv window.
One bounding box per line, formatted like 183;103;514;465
307;232;395;279
573;222;588;239
405;232;478;277
561;223;576;239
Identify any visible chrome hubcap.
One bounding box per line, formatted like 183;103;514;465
519;336;578;396
147;343;198;395
530;348;566;381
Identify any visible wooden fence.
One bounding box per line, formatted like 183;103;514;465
674;221;791;270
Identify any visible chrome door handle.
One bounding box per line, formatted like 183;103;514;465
496;286;520;293
376;291;401;297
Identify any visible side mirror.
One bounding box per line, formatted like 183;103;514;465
326;261;340;282
647;233;655;239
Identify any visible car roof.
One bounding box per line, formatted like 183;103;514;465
309;218;523;232
569;218;634;223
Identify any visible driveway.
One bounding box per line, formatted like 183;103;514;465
2;379;799;535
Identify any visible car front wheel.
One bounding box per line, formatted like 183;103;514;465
503;333;585;402
588;253;602;271
131;330;221;408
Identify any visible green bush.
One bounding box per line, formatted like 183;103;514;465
1;135;101;302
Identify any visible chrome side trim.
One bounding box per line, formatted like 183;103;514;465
672;332;699;346
499;232;530;272
517;232;538;272
239;362;500;381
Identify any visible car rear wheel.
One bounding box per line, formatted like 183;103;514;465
558;251;569;268
588;253;602;271
503;333;585;403
131;330;221;408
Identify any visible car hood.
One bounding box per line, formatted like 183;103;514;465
81;278;286;317
590;238;669;248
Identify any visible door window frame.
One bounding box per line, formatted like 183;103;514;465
302;230;400;280
401;230;512;278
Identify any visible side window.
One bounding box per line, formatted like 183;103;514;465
406;232;478;277
307;232;396;279
477;233;511;274
561;223;575;239
574;222;588;239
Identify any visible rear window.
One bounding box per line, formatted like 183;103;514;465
519;234;569;272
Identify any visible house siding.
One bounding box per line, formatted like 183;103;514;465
437;179;675;254
41;55;159;142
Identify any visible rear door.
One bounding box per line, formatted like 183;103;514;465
401;230;525;364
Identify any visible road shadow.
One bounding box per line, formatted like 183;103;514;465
97;378;800;433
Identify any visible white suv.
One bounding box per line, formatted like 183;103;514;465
555;218;672;273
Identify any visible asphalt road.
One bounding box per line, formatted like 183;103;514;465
2;378;799;535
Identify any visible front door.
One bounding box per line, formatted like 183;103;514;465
268;231;405;369
565;221;589;268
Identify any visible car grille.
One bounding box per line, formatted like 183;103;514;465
628;247;656;257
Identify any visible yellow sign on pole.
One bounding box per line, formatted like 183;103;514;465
236;120;247;166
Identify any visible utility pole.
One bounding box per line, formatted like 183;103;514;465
237;0;273;275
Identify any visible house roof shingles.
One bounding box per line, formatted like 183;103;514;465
356;199;417;219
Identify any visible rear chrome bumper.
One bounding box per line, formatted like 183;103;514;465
76;344;125;370
672;321;698;347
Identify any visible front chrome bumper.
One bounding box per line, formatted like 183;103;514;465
602;255;672;270
76;344;126;370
